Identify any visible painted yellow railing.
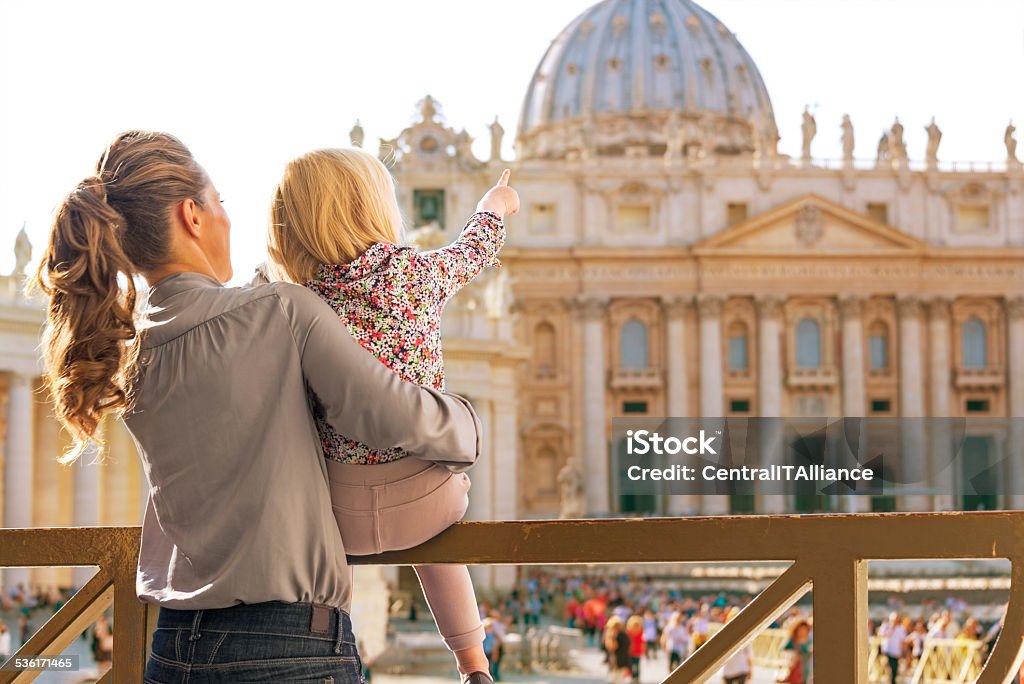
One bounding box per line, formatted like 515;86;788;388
2;512;1024;683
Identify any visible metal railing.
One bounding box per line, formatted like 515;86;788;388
2;512;1024;683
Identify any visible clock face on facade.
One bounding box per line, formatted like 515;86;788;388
419;135;439;153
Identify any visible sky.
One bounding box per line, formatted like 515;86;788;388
0;0;1022;282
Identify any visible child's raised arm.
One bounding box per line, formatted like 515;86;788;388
409;169;519;307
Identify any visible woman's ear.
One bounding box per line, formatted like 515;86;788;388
175;198;203;239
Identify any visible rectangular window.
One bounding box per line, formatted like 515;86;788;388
868;335;888;370
957;206;990;232
615;204;651;231
729;399;751;413
529;203;556;233
726;202;749;226
870;399;891;413
965;399;990;413
413;189;445;229
623;401;648;414
727;336;748;371
866;202;888;224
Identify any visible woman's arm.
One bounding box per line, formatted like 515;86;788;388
276;283;480;470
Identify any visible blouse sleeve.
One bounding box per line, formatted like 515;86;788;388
407;211;506;310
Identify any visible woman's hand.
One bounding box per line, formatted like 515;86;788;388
476;169;520;218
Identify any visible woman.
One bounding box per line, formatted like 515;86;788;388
31;130;481;682
603;617;632;684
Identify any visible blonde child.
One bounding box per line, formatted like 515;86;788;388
267;148;519;684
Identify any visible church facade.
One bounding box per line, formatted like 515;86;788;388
0;0;1022;592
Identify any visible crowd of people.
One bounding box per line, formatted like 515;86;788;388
1;583;112;674
470;571;1010;684
873;605;1007;684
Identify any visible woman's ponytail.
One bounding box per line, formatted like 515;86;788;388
28;131;206;463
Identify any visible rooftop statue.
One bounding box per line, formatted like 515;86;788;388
13;223;31;276
889;117;907;162
349;119;364;148
801;106;816;161
841;114;855;163
925;117;942;168
489;117;504;162
1007;121;1019;164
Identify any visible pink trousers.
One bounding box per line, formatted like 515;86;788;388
326;457;484;652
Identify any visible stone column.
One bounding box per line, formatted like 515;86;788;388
697;295;728;515
898;297;929;511
756;296;789;514
0;378;9;591
4;373;35;593
839;296;866;416
663;297;698;516
1007;297;1024;509
578;297;610;516
838;296;871;512
72;440;101;589
490;366;520;589
928;298;956;511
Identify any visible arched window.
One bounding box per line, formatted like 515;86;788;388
868;321;889;371
727;321;749;371
962;318;987;369
534;322;557;377
795;318;821;369
620;320;649;369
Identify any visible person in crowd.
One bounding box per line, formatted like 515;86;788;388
90;614;113;676
603;616;632;684
642;609;659;659
625;614;644;682
0;621;10;663
878;612;906;684
482;618;502;682
780;620;812;684
720;606;752;684
661;611;689;673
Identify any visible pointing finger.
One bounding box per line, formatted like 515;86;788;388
497;169;511;187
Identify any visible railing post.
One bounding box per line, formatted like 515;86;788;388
811;558;869;684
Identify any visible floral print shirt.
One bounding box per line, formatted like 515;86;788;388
306;211;505;464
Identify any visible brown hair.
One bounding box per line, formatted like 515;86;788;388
29;131;207;463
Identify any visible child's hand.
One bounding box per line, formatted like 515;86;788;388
476;169;520;218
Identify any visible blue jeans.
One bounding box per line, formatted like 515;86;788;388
144;601;364;683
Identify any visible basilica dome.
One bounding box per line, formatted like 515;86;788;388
516;0;778;160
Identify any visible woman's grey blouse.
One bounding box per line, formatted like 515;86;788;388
124;272;480;610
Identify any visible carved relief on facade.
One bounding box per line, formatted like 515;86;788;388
520;425;571;515
944;182;1002;235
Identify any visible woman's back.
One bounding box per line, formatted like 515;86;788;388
128;273;480;610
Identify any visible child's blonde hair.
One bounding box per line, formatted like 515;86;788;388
268;148;403;283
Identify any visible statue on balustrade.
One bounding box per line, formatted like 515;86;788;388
800;106;816;161
875;131;891;167
349;119;364;148
489;117;504;162
925;117;942;167
840;114;854;163
1007;121;1019;164
557;460;586;519
889;118;907;162
13;223;31;276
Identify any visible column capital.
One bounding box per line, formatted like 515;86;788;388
927;296;953;320
837;294;865;319
896;295;923;318
696;293;725;318
755;294;785;319
660;295;694;319
572;295;608;322
1007;296;1024;321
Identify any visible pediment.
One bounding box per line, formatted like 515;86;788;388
693;194;925;255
